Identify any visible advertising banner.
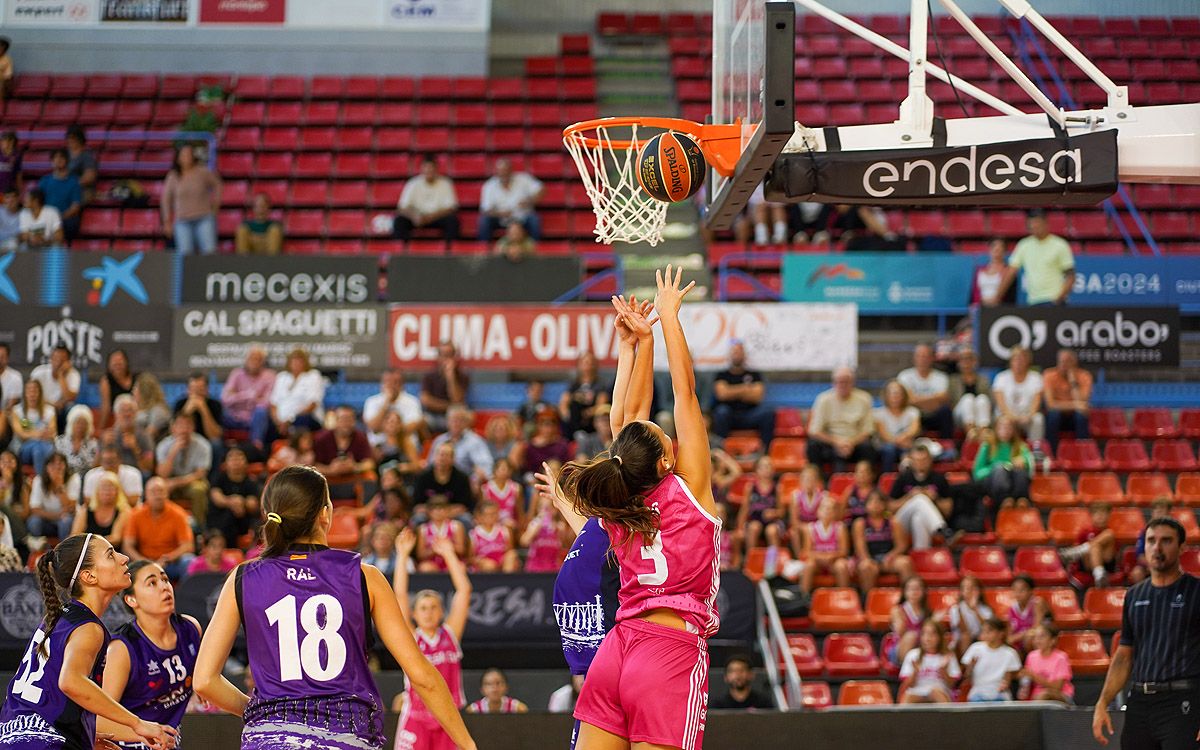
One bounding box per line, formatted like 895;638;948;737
100;0;187;21
199;0;284;23
978;306;1180;369
67;251;176;308
388;303;857;371
0;251;46;307
384;0;491;30
181;256;375;305
781;253;976;312
172;305;388;372
387;257;583;303
4;0;97;24
0;573;131;649
1071;256;1170;306
0;305;174;370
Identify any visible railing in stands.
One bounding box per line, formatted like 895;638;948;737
756;579;804;711
553;253;624;304
15;129;219;173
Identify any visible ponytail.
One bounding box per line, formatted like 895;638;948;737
260;465;330;558
34;533;96;654
35;552;63;641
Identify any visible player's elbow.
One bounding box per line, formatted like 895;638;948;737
193;667;218;699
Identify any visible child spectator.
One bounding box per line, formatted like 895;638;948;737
899;620;960;703
973;416;1034;518
945;575;994;656
482;457;523;530
362;520;400;578
736;455;783;554
709;448;743;505
789;464;830;527
267;429;316;474
416;495;467;572
852;490;913;593
521;486;569;572
716;502;742;572
133;372;171;440
186;530;239;577
1006;574;1050;652
469;500;518;573
493;221;536;261
840;459;876;523
234;193;283;255
1059;502;1118;588
1018;624;1074;704
798;498;851;594
961;617;1022;702
889;575;929;665
466;669;529;714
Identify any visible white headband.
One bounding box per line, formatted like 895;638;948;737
68;533;93;592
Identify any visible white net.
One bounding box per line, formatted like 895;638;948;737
564;122;669;247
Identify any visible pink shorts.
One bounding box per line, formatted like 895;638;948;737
395;712;456;750
574;618;709;750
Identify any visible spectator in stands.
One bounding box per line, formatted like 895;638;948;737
840;459;876;523
133;373;171;440
97;349;136;429
788;202;830;245
430;405;493;483
899;620;961;704
362;520;401;578
467;668;529;714
0;42;12;103
520;409;571;482
313;405;376;479
0;188;20;250
481;457;522;531
711;341;775;448
889;575;929;665
1006;574;1050;652
415;496;468;571
573;404;613;460
0;132;21;196
162;143;221;255
798;497;851;595
24;451;79;542
1001;210;1075;306
788;464;831;532
10;379;55;473
64;125;98;203
53;404;97;476
493;221;536;261
548;676;583;714
469;500;518;573
186;529;237;577
747;186;790;246
1059;502;1118;589
806;366;877;472
412;443;476;515
108;395;154;474
874;379;921;473
70;470;130;547
363;368;423;449
830;204;895;251
173;372;224;445
420;341;469;433
888;444;956;550
373;413;423;481
852;489;912;593
944;575;994;657
710;655;774;710
0;343;19;414
18;187;63;249
897;344;954;439
37;148;82;241
0;450;26;554
559;352;608;441
482;413;522;468
1017;624;1074;703
736;455;783;554
258;347;325;445
516;380;552;436
949;349;991;439
30;345;78;433
234;193;283;255
992;346;1044;443
123;476;194;581
266;429;315;476
961;617;1022;702
155;413;212;525
83;441;143;506
220;345;276;433
1041;349;1091;453
521;484;569;572
207;446;260;550
971;239;1018;307
393;155;459;242
973;418;1033;513
479;157;543;241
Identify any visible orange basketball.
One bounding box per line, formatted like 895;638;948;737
635;131;706;202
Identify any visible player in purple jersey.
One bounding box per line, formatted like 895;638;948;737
0;533;176;750
194;466;474;750
100;560;203;749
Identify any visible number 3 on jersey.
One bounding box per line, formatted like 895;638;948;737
265;594;347;682
638;534;668;586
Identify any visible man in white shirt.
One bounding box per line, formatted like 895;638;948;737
363;369;424;450
18;187;63;249
429;405;493;483
0;342;20;411
477;157;543;241
30;344;80;432
992;346;1045;442
896;344;954;438
83;442;144;507
393;156;459;241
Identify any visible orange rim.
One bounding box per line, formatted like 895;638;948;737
563;116;750;178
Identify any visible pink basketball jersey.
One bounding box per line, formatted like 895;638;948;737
607;474;722;638
792;489;827;524
1008;600;1036;634
809;520;842;554
525;510;564;572
467;696;520;713
483;480;521;524
470;524;510;567
901;601;925;632
406;626;463;719
421;520;456;571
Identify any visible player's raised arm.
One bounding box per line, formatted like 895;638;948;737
193;570;251;717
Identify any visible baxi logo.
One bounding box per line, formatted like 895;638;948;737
806;263;865;286
82;252;149;306
0;253;18;304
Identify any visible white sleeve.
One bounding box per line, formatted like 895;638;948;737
67;369;81;394
399;395;423;424
1004;648;1022;672
945;655;962;679
397;179;416;211
28;479;43;510
479;178;497;213
17;210;30;233
899;650;917;678
961;642;980;666
46;208;62;236
362;394;383;424
67;473;81;504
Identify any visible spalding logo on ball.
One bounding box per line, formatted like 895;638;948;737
636;131;706;203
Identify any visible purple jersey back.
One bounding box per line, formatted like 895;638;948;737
0;601;109;750
112;615;201;747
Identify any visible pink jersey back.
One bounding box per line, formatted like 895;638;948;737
607;474;722;638
525;510;564;572
470;524;510;566
483;480;521;523
406;626;463;718
421;520;457;571
809;520;842;553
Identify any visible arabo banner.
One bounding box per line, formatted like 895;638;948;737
388;303;857;371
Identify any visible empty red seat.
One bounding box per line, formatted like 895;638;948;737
327;510;361;549
329;182;368;208
801;681;833;710
1178;474;1200;507
327;211;366;237
1132;408;1179;439
265;102;303;125
810;588;867;630
334;154;372;178
1031;472;1076;508
1048;507;1092;546
1152;441;1198;472
42;101;81;123
298;128;335;151
1105;440;1152;473
1184;549;1200;576
786;634;825;677
1013;547;1068;586
768;438;807;473
335;128;375;152
1179;410;1200;440
1107;507;1147;546
1083;587;1126;629
255;153;294;178
959;546;1013;586
1088;408;1130;439
269;75;306;99
823;633;880;676
1126;472;1173;505
1056;439;1103;472
838;680;892;705
284;210;324;237
1041;586;1088;628
309;76;346;99
294;153;333;179
288;182;327;207
996;508;1049;545
864;588;900;631
120;210;160;236
1058;630;1111;675
1172;508;1200;542
1076;472;1125;505
910;548;960;585
775;408;807;438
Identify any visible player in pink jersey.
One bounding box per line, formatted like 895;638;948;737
465;669;529;714
417;497;467;573
469;501;518;572
551;266;720;750
798;498;851;595
393;526;470;750
481;458;523;530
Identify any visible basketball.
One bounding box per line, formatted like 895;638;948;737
635;131;707;202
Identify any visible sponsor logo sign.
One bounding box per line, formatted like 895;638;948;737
181;256;375;305
979;306;1180;368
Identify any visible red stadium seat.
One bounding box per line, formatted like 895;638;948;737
1132;408;1179;439
1056;440;1103;472
741;546;792;583
1088;408;1131;440
255;153;294;178
786;634;825;677
1182;549;1200;576
1104;440;1152;473
926;587;959;618
996;508;1049;545
910;548;960;585
982;587;1015;616
775;408;807;438
1047;508;1092;546
327;510;361;549
1107;507;1147;546
1076;472;1125;505
288;182;327;207
330;182;368;208
1180;410;1200;440
81;208;120;237
838;680;893;705
1152;441;1198;472
810;588;867;630
959;546;1013;586
801;681;833;710
1084;588;1126;629
1179;474;1200;508
823;634;880;676
722;436;762;470
864;588;900;631
768;438;807;473
1040;586;1088;628
327;211;366;238
1013;547;1068;586
120;210;159;236
284;210;324;237
1031;472;1076;508
294;153;333;179
827;473;854;499
1058;630;1110;675
1125;472;1173;506
1172;509;1200;542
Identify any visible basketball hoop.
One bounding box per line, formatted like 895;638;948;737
563;116;745;246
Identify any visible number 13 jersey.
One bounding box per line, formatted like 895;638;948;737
605;474;722;638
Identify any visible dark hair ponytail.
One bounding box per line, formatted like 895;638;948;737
260;465;330;558
559;421;664;546
35;534;95;653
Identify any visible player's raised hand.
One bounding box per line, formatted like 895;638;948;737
612;294;658;343
654;264;695;319
394;527;417;559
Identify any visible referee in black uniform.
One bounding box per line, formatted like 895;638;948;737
1093;517;1200;749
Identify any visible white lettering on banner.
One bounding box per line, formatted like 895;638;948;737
863;146;1082;198
25;319;104;365
181;309;376;338
204;272;370;304
1075;272;1163;297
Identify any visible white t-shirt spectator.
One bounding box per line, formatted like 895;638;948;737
82;464;144;503
363;390;423;447
897;368;949;403
0;367;21;409
992;369;1044;418
18;205;62;241
28;473;82;516
398;176;458;217
429;430;494;479
873;405;920;440
271;369;326;424
29;364;81;407
480;173;543;220
899;650;961;697
961;642;1022;700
